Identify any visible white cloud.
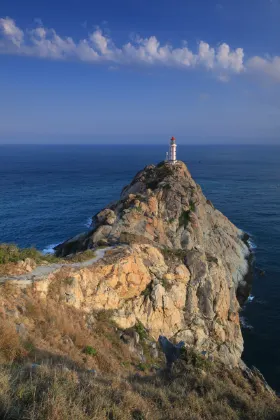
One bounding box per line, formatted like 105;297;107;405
247;55;280;82
1;16;279;83
0;17;24;47
0;17;246;80
216;43;244;72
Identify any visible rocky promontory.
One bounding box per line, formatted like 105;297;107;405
52;160;251;366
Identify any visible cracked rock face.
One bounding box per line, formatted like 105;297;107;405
53;161;251;366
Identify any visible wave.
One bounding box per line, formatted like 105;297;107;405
42;243;59;255
248;238;257;250
247;295;255;303
85;217;93;229
240;316;254;330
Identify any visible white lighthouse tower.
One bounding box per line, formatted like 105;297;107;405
168;136;177;164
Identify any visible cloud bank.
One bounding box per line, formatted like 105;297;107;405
0;17;279;82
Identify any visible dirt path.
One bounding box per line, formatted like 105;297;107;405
0;247;111;286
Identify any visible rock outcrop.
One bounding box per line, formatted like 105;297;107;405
49;161;251;366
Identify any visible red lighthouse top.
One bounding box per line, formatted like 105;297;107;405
171;136;176;142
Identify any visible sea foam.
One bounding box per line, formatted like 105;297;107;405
42;244;59;255
85;217;93;228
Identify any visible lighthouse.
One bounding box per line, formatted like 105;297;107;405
168;136;177;164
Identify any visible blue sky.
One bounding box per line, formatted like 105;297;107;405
1;0;280;144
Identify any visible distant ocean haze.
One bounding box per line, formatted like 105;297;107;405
1;144;280;390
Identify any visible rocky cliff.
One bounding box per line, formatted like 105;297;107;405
52;161;251;366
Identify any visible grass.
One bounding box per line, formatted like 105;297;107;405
189;200;196;212
0;244;99;276
0;287;136;375
136;362;151;372
0;351;279;420
133;206;142;213
0;288;280;419
135;322;148;341
67;249;96;263
1;259;280;419
161;247;188;263
0;319;23;363
84;346;97;356
0;243;59;265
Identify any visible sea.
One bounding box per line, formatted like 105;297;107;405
0;144;280;390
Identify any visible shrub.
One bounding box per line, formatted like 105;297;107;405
67;250;96;263
179;211;191;229
189;200;196;212
161;247;188;263
181;347;213;372
135;322;148;341
84;346;97;356
0;319;23;363
0;243;59;265
136;363;150;372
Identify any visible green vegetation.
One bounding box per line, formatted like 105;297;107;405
182;347;213;371
133;206;142;213
135;322;148;341
145;164;173;191
161;247;188;263
136;362;151;372
84;346;97;356
0;244;98;276
0;291;280;420
160;278;172;292
179;210;191;229
189;200;196;212
0;243;58;265
0;349;279;420
67;249;96;263
141;282;153;298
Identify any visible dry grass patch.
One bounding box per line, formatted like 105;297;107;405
0;287;136;375
0;358;279;420
0;282;280;419
0;319;23;363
